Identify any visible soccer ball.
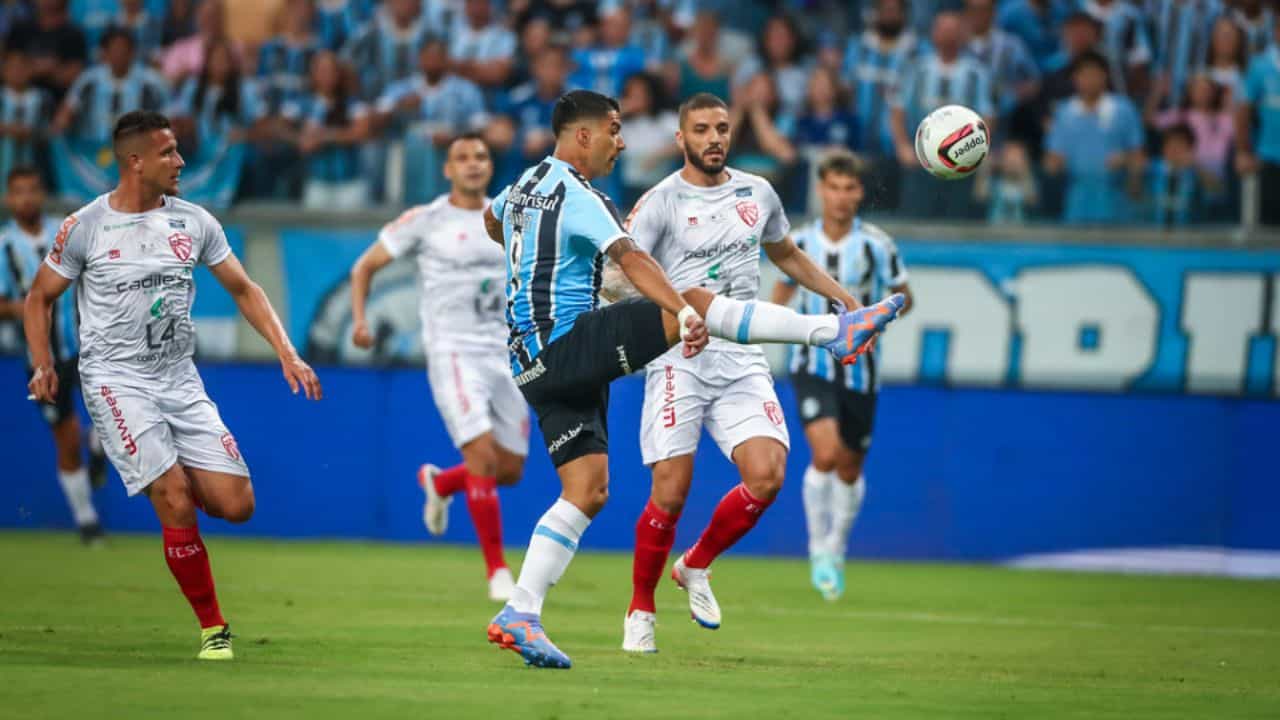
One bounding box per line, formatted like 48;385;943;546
914;105;989;180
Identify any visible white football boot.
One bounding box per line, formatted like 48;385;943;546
622;610;659;653
671;553;722;630
417;464;451;536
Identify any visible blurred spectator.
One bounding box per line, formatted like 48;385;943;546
0;0;31;41
160;0;198;48
626;0;678;69
1084;0;1153;98
510;14;553;87
53;28;168;142
448;0;517;90
976;141;1040;222
0;47;53;183
1228;0;1275;56
735;14;812;118
284;50;371;209
569;4;647;98
998;0;1073;71
162;0;245;86
257;0;323;116
373;38;488;144
1235;25;1280;226
3;0;88;102
844;0;920;168
1044;51;1146;223
491;44;570;165
618;71;678;206
963;0;1040;141
1148;0;1222;111
1152;74;1235;178
1205;16;1249;102
673;11;734;102
83;0;164;63
1146;123;1210;225
315;0;375;51
727;72;797;185
1042;11;1104;109
171;38;265;161
343;0;433;102
793;66;860;151
510;0;598;35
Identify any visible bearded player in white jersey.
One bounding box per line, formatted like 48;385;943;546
24;111;322;661
349;134;527;602
612;93;865;653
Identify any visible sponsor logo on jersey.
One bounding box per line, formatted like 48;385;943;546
547;423;584;454
506;188;562;212
736;201;759;228
103;220;142;232
168;232;193;262
616;345;632;374
688;216;698;226
513;357;546;386
99;385;137;456
801;396;820;420
707;262;722;280
764;400;784;426
168;218;186;229
113;273;189;294
683;235;760;262
108;249;121;259
48;215;77;265
735;187;753;197
149;296;165;318
221;432;240;460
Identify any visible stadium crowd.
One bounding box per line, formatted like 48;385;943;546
1;0;1277;225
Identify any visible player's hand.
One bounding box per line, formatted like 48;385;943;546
1236;150;1260;175
680;312;709;359
352;320;375;349
28;364;58;404
282;353;323;400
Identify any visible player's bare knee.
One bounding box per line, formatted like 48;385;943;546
462;437;500;478
150;475;197;525
220;482;255;523
650;465;691;515
810;446;840;473
743;464;785;501
836;451;865;485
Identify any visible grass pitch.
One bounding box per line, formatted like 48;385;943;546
1;532;1277;719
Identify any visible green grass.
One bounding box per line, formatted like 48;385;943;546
1;532;1278;719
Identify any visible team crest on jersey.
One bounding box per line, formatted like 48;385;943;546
168;232;193;262
221;432;240;460
736;201;759;228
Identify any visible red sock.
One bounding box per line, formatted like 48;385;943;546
431;463;468;497
162;525;225;629
630;500;680;615
684;484;773;569
464;475;506;577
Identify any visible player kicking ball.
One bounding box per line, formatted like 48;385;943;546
612;93;869;652
482;89;905;669
771;151;913;601
349;133;526;601
23;111;322;660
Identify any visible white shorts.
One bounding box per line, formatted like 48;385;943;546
426;350;529;456
81;369;249;496
640;354;790;466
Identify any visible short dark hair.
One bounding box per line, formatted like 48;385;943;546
6;165;43;188
550;90;620;136
99;26;136;51
678;92;729;126
112;110;172;151
446;131;491;156
1163;123;1196;148
816;150;867;181
1071;50;1109;76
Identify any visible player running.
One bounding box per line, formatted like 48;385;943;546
1;166;109;544
482;89;905;669
23;111;322;660
614;93;868;653
349;133;525;602
771;150;913;601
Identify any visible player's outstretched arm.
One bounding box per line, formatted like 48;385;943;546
349;242;394;349
483;206;504;245
765;237;860;310
23;265;72;403
209;254;322;400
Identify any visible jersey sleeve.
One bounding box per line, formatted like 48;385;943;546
0;236;14;298
760;183;791;244
490;184;511;220
871;229;909;288
622;187;668;255
45;215;87;280
378;206;427;259
200;214;233;267
565;186;629;254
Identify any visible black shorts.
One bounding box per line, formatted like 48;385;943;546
791;370;877;453
515;299;669;467
27;359;80;426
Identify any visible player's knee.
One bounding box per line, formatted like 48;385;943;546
214;482;255;523
151;477;197;523
810;446;840;473
742;459;785;501
836;451;865;485
650;484;687;515
462;439;500;479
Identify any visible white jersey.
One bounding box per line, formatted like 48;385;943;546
43;194;232;383
625;168;790;373
379;194;507;355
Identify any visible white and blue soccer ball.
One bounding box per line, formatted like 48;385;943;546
914;104;989;180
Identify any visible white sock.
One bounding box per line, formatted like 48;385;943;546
704;297;839;346
828;476;866;559
802;465;833;558
508;498;591;615
57;466;98;527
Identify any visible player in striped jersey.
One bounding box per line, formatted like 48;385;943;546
771;151;913;601
0;165;108;544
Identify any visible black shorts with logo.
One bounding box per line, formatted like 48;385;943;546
791;370;878;453
26;358;80;426
514;299;669;467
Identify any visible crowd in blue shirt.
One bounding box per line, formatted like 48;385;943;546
0;0;1277;225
